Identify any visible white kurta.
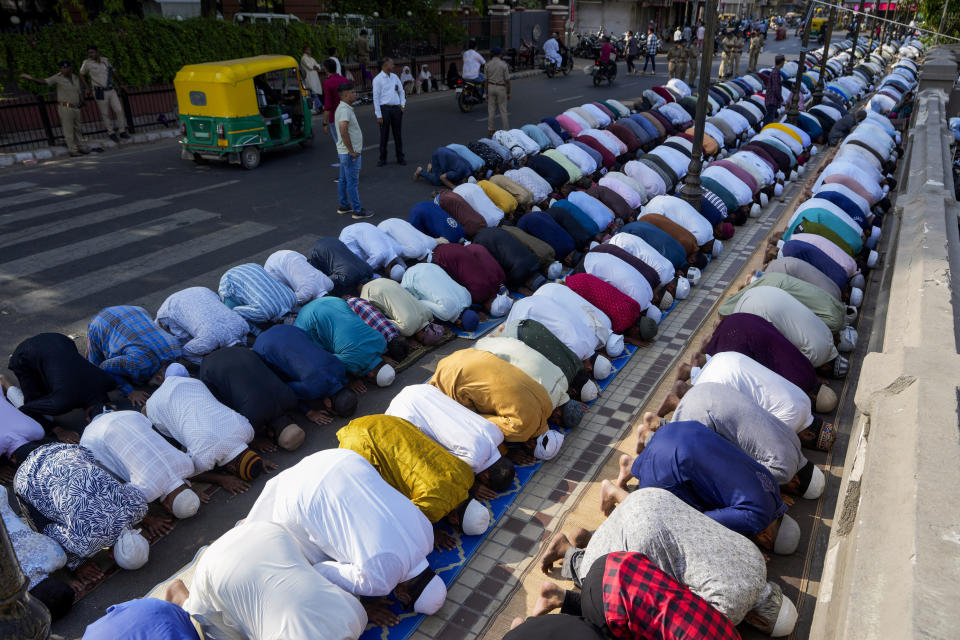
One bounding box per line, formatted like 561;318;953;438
185;521;367;640
643;195;714;245
453;183;505;227
246;449;434;597
385;384;503;473
608;233;675;285
401;263;472;323
264;250;333;305
730;286;839;367
533;282;612;349
339;222;402;270
692;351;813;432
475;336;569;409
81;410;194;502
503;296;598;360
583;252;654;310
378;218;437;261
145;376;254;474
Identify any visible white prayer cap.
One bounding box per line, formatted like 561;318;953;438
413;575;447;615
760;192;769;207
772;595;799;637
776;170;785;181
803;466;826;500
531;205;542;211
712;239;723;256
646;306;662;324
467;176;477;184
462;499;490;535
376;364;396;387
773;182;784;197
534;430;565;460
580;379;599;402
165;363;189;379
490;293;513;317
811;145;819;156
600;331;621;358
5;385;24;409
589;241;599;250
850;272;866;290
750;203;761;218
882;184;889;194
815;385;838;413
798;163;806;176
868;225;882;245
774;514;801;555
549;198;557;206
776;239;785;248
594;355;613;381
867;249;879;268
547;261;563;280
658;291;674;311
114;528;150;570
686;267;701;286
845;305;858;324
675;277;690;300
171;489;201;519
790;169;798;182
838;326;858;352
390;263;407;282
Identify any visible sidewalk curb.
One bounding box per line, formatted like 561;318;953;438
0;128;179;167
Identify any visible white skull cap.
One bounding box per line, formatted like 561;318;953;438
114;528;150;570
605;333;624;357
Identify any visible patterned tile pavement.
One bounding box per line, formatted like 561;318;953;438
403;164;821;640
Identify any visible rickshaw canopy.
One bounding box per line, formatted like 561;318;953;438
174;55;301;118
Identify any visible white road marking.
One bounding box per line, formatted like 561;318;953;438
0;185;84;209
161;180;240;200
0;199;168;249
0;181;37;193
556;94;584;102
0;192;120;225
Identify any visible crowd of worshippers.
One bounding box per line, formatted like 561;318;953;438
0;35;919;640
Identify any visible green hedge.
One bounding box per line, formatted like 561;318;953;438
1;17;355;92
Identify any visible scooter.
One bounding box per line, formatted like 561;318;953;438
455;77;484;113
544;50;574;77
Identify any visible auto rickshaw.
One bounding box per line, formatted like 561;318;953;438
174;55;313;169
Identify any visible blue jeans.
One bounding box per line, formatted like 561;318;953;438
338;153;362;211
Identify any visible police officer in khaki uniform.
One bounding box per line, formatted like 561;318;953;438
748;31;763;73
80;45;129;143
732;29;745;77
484;47;511;136
667;33;687;80
719;30;735;80
686;42;699;87
20;61;90;156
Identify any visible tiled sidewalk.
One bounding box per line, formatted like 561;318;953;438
404;164;821;640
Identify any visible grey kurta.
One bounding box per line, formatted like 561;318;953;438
719;272;846;333
729;286;839;367
764;257;842;300
672;382;807;484
575;487;767;624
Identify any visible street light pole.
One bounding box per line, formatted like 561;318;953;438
786;1;816;125
0;518;50;640
678;0;718;212
845;14;861;76
812;5;835;106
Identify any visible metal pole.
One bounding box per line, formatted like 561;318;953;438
868;1;876;51
845;13;861;76
786;1;816;124
813;5;835;106
938;0;950;45
0;517;50;639
678;0;718;212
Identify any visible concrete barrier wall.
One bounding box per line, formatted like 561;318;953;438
810;51;960;640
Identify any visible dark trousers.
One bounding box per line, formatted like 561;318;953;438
763;106;779;126
379;105;404;162
642;53;656;72
626;54;636;72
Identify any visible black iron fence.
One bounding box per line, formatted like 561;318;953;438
0;85;178;152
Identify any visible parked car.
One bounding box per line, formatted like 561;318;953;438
233;13;302;24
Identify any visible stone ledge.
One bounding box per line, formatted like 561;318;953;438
0;128;179;167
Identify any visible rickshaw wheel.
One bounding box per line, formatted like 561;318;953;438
240;146;261;170
299;133;315;148
192;153;208;165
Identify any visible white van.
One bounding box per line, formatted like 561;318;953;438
233;13;302;24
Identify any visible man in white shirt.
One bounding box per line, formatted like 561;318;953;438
582;251;655;312
385;384;515;497
543;33;562;67
462;40;486;82
245;449;447;616
264;249;334;305
533;282;617;356
80;410;201;519
378;218;437;261
503;295;599;362
372;57;406;167
339;221;407;279
643;195;719;254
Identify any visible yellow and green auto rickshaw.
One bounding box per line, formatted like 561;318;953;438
174;55;313;169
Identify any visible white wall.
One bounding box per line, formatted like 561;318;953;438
575;0;640;36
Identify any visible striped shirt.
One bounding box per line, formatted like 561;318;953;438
218;263;298;332
87;305;183;395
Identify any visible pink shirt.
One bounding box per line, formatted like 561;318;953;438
556;113;584;137
599;175;643;209
789;233;858;276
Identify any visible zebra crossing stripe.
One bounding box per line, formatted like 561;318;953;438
0;185;84;209
0;181;38;193
0;192;120;226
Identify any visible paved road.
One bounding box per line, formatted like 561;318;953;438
0;36;804;637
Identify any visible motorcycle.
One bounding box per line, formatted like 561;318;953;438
456;77;484;113
544;50;574;77
590;59;617;86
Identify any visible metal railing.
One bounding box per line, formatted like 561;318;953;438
0;85;178;152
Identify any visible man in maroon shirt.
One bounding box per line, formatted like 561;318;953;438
432;242;513;316
321;59;349;147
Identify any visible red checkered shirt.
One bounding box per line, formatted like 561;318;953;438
602;552;741;640
565;273;641;333
345;296;399;342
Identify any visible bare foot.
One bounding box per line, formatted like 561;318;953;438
571;527;592;548
164;578;190;606
600;479;628;516
616;454;633;491
251;436;277;453
676;362;692;381
413;167;423;181
531;581;565;616
540;532;572;574
636;412;660;454
511;617;526;630
52;426;81;444
692;352;707;367
657;392;681;417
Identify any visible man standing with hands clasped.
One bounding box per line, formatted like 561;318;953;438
485;47;510;136
80;44;129;143
335;83;374;219
373;57;406;167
